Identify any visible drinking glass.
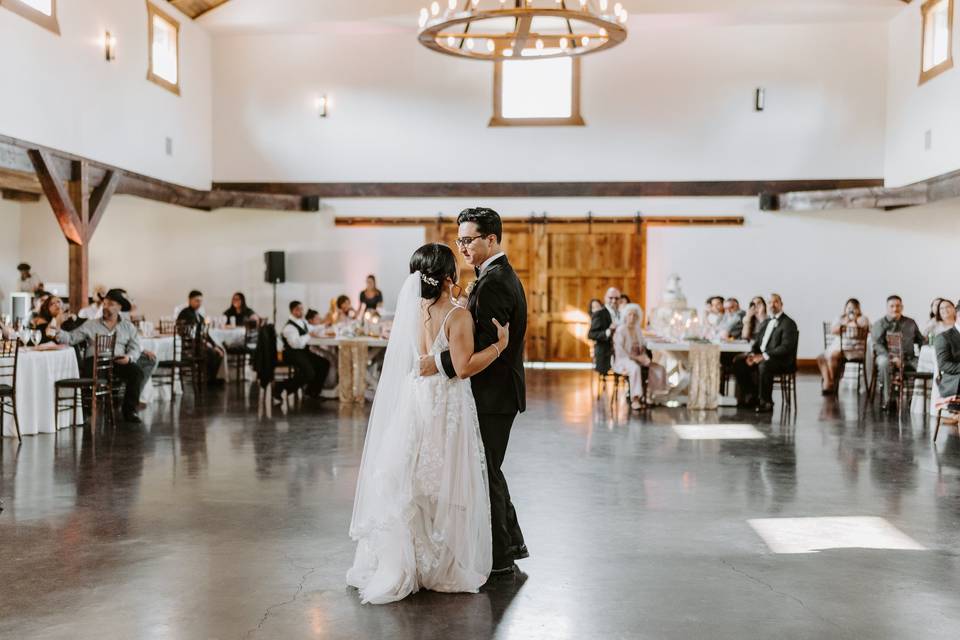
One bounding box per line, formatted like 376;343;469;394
32;330;42;346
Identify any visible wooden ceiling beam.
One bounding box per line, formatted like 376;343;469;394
0;188;40;202
215;179;883;199
28;149;85;245
0;134;315;212
761;167;960;212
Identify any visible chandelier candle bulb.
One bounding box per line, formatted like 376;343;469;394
486;39;495;52
430;1;439;16
448;0;456;10
466;37;474;49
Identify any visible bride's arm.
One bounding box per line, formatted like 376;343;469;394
447;307;509;380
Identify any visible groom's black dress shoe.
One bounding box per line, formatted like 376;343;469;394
489;563;517;577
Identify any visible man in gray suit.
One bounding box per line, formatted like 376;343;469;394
934;299;960;399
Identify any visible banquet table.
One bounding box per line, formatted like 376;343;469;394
646;339;753;409
2;345;81;437
308;336;389;403
140;335;178;403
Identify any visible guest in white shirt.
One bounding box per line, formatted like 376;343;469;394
16;263;41;295
78;285;107;320
274;300;331;403
704;296;725;337
817;298;870;395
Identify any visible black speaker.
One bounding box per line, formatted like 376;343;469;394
264;251;285;284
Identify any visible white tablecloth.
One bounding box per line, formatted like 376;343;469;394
2;347;80;437
209;327;246;350
140;336;178;403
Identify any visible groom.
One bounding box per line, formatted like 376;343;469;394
421;207;528;576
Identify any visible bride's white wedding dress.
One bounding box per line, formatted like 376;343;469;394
346;272;492;605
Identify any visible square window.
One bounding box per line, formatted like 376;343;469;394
0;0;58;34
491;56;584;126
920;0;954;85
147;2;181;95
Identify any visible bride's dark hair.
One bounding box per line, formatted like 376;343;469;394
409;243;457;303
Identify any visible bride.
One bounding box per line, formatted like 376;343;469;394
346;243;509;604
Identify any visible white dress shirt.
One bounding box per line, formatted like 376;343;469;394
282;317;313;350
478;251;505;276
760;312;782;358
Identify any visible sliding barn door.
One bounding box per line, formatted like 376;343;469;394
532;222;643;362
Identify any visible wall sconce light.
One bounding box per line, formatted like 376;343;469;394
103;31;117;61
754;87;765;112
316;94;329;118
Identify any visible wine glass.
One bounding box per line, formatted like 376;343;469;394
18;327;30;346
32;330;42;346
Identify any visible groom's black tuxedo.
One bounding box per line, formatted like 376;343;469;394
440;255;527;414
439;254;527;569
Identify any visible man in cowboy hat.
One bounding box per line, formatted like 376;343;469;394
56;288;145;423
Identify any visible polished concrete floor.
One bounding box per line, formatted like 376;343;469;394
2;371;960;639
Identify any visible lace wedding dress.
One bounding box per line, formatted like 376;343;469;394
346;272;492;604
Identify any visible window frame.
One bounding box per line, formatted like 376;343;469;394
919;0;954;86
146;1;181;96
0;0;59;35
490;56;585;127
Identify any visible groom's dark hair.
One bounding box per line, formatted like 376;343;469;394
457;207;502;243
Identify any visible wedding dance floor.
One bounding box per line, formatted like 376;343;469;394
1;371;959;639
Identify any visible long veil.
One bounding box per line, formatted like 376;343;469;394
348;271;422;539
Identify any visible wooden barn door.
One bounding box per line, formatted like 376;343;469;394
532;222;643;362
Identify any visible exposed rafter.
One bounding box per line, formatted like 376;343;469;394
761;167;960;212
0;135;317;212
167;0;230;19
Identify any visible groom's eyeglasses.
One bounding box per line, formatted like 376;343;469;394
455;234;489;248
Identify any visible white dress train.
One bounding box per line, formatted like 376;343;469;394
347;281;492;605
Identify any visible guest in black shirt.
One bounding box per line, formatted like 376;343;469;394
176;290;224;386
358;275;384;314
224;292;258;326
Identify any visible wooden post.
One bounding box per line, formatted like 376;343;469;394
28;151;117;312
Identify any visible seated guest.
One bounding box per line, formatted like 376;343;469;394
275;301;331;403
55;289;144;423
934;299;960;400
176;290;225;386
31;295;80;343
588;287;621;373
306;308;338;389
588;298;603;316
742;296;767;341
719;298;745;339
872;295;925;411
325;295;357;325
16;263;41;295
704;296;725;333
613;303;667;409
78;285;107;320
816;298;870;395
923;297;946;342
358;275;384;315
224;292;258;325
733;293;798;412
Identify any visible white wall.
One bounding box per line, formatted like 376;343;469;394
0;0;212;189
884;2;960;187
16;196;424;322
0;199;23;315
212;20;887;182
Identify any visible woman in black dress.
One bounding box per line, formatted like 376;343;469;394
224;292;258;325
31;295;79;343
358;275;383;315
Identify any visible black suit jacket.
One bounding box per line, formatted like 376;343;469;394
935;326;960;398
440;255;527;415
587;307;614;373
751;313;799;371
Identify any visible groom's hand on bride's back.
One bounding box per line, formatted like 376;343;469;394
419;354;439;377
